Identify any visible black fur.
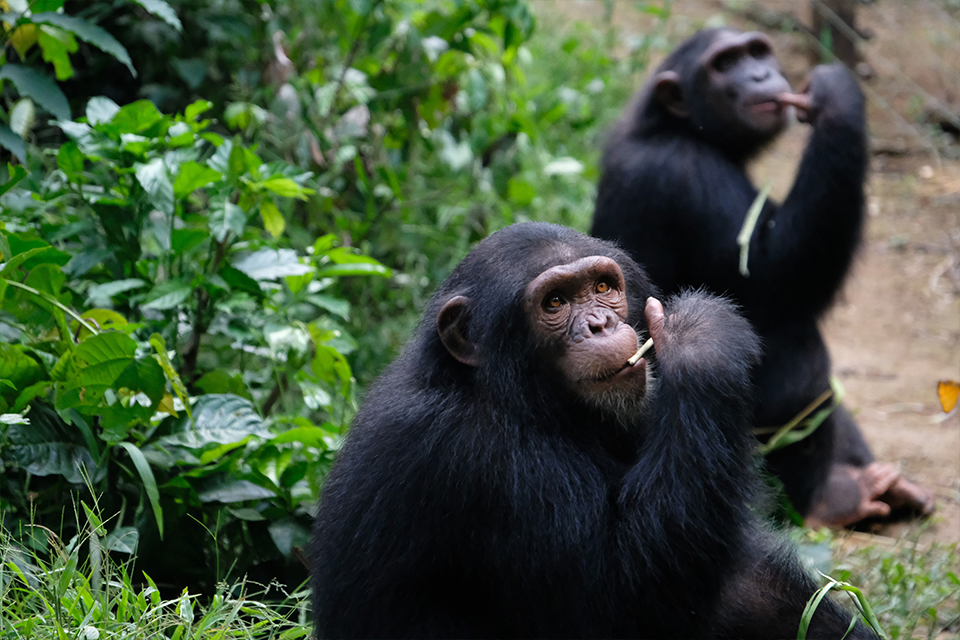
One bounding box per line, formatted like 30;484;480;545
310;223;873;638
592;28;870;516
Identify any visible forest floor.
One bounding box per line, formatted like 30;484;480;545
545;0;960;546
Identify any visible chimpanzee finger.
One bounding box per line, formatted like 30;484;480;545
644;297;666;344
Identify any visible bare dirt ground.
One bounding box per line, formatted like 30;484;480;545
545;0;960;545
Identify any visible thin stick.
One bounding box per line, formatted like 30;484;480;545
737;181;773;277
627;337;654;366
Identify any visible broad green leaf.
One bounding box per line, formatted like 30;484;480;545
9;402;99;484
194;370;249;398
149;333;190;421
0;125;26;163
10;98;35;138
184;99;213;122
219;266;263;296
270;425;334;448
0;64;70;120
117;442;164;539
140;280;192;310
173;161;220;197
73;308;127;340
262;177;314;200
172;58;206;90
37;25;77;80
171;228;208;254
86;96;120;125
268;518;310;558
85;278;146;306
56;141;84;175
233;249;313;281
135;158;174;215
57;331;164;412
0;344;43;392
307;294;350;320
31;13;136;77
198;479;275;503
157;394;269;449
208;200;245;242
1;246;69;277
103;99;162;135
12;380;51;412
260;199;285;238
131;0;182;31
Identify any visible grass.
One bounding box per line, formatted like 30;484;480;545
797;527;960;640
0;503;310;640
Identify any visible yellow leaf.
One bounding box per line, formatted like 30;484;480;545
937;380;960;413
261;199;285;239
157;392;178;417
8;24;38;59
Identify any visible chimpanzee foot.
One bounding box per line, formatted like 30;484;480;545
805;462;935;529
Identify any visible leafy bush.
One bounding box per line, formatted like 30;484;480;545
0;95;387;592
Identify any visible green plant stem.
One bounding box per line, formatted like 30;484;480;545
2;278;99;336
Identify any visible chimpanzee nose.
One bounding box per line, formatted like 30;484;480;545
751;66;770;83
587;309;618;335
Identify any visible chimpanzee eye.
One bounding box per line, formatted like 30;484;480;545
712;51;738;73
747;41;770;59
544;293;565;311
596;281;611;294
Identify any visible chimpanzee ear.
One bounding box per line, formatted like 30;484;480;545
654;71;690;119
437;295;480;367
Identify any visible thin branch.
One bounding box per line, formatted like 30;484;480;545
2;278;99;336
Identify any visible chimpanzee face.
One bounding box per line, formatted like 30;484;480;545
523;255;648;420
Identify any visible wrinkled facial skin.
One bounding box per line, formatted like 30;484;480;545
698;31;791;139
524;256;647;413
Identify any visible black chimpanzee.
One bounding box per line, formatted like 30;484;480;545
310;222;875;638
591;28;933;528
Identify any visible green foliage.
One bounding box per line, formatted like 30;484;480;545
0;94;387;591
0;500;310;638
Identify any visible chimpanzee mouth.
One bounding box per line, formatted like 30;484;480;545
745;96;782;113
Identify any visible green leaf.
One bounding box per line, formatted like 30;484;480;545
172;58;206;90
135;158;174;215
198;479;275;503
37;25;77;80
57;331;164;413
149;333;191;421
104;527;139;554
194;370;249;398
131;0;182;31
31;12;136;77
0;164;27;199
262;177;314;200
233;249;313;281
117;442;164;539
0;344;43;393
140;280;192;310
184;99;213;122
157;394;269;449
219;266;263;296
260;199;284;238
0;125;26;164
86;96;120;125
268;518;310;558
56;141;84;175
173;161;221;197
270;425;334;448
85;278;146;306
315;262;390;278
0;64;70;120
208;200;245;242
9;402;99;484
103;99;162;135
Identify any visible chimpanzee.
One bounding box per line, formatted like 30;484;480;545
591;28;933;528
310;222;875;638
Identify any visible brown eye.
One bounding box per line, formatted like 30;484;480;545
544;293;565;311
747;41;770;59
713;51;738;73
596;281;610;294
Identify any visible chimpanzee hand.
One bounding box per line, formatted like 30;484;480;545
646;293;760;384
801;63;866;126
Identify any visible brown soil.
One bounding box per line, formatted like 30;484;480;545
542;0;960;544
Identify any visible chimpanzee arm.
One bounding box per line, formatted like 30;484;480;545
713;529;879;639
750;64;868;316
614;292;762;634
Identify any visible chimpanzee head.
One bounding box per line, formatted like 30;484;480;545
635;28;792;159
427;223;657;424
